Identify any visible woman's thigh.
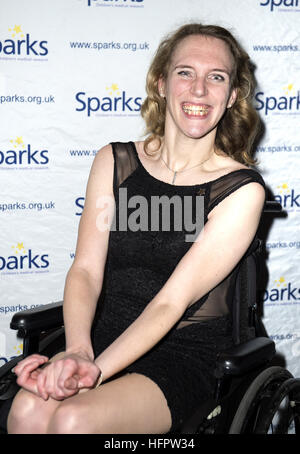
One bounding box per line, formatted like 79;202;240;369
48;372;172;434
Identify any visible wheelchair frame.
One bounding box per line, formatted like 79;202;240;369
1;201;300;434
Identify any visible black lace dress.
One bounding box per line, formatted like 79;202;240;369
92;141;266;431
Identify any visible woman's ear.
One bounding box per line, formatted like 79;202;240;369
227;88;237;108
158;77;165;97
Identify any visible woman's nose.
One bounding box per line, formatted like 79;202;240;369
190;77;207;97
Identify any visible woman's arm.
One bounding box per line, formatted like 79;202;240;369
63;144;115;359
15;144;115;398
95;182;266;382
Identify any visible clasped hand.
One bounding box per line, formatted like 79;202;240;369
13;352;101;401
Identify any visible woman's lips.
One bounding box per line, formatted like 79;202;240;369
181;103;210;117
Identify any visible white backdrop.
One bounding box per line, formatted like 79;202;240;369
0;0;299;377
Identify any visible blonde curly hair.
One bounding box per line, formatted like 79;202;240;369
141;23;261;165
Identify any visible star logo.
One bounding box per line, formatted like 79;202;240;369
11;243;26;255
277;183;289;194
8;25;25;38
283;83;295;96
10;137;25;149
106;84;121;96
274;277;287;288
13;343;23;355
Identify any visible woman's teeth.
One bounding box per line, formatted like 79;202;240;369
182;105;209;116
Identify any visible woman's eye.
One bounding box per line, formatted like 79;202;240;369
177;70;191;77
210;74;225;81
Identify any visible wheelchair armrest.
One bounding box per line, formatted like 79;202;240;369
10;301;63;336
263;201;282;212
215;337;276;378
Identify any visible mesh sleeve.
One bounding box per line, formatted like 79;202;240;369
207;169;266;214
111;142;139;198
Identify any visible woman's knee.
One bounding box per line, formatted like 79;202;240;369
47;394;119;434
7;389;45;433
47;400;93;434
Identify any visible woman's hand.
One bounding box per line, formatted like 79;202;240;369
14;354;49;396
14;351;101;401
37;351;101;400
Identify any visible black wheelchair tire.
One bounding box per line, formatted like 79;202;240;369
253;377;300;434
229;366;293;434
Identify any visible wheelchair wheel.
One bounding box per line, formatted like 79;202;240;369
229;366;294;434
254;376;300;434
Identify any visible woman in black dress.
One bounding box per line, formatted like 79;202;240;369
8;23;266;434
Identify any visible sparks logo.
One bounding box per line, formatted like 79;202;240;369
263;276;300;304
260;0;300;12
12;242;27;255
0;243;50;274
283;83;296;96
274;183;300;211
106;83;120;96
10;136;25;148
13;343;23;356
8;25;25;38
274;276;287;288
255;83;300;116
0;137;49;168
0;341;23;366
75;84;142;117
0;25;48;58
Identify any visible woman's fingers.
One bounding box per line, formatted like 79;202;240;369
36;368;49;400
39;359;79;400
46;356;99;398
76;364;100;389
15;352;100;400
64;374;80;390
16;360;41;394
14;354;48;376
58;356;100;390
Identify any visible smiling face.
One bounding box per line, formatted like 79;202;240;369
159;34;237;142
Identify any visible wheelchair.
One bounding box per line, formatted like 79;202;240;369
1;201;300;434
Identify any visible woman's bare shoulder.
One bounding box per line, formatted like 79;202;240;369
85;144;115;195
89;143;114;174
94;143;114;162
213;151;249;172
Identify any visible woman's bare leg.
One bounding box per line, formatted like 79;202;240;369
47;373;172;434
8;371;172;434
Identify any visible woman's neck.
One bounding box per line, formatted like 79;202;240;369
160;127;217;172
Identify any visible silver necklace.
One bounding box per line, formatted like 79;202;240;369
160;153;212;184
